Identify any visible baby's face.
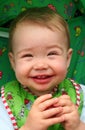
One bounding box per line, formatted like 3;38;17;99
9;24;72;96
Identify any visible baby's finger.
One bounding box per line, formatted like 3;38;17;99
54;95;72;107
57;105;76;117
58;95;71;100
39;97;58;111
34;94;52;105
45;115;65;126
42;106;63;118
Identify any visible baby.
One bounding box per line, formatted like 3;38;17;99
0;7;85;130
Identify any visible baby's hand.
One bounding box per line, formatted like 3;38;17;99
54;95;80;130
22;94;64;130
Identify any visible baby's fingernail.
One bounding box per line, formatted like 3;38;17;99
48;94;52;97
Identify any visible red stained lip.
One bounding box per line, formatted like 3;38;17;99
31;75;54;84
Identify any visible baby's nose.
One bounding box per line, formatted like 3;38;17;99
34;61;48;70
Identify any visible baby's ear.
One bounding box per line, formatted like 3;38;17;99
8;52;15;71
67;48;73;68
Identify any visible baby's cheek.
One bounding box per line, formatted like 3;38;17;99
56;63;67;74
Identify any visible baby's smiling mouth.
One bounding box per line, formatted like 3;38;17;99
31;75;54;84
34;75;51;79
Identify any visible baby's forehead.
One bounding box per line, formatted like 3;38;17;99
11;20;69;49
15;20;67;38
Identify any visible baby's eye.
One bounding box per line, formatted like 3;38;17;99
22;54;33;58
48;51;58;56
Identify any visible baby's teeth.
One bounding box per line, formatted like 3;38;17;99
37;76;46;78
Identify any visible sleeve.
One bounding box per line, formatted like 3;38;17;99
80;84;85;123
0;97;14;130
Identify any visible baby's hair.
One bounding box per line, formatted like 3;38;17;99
9;6;70;52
